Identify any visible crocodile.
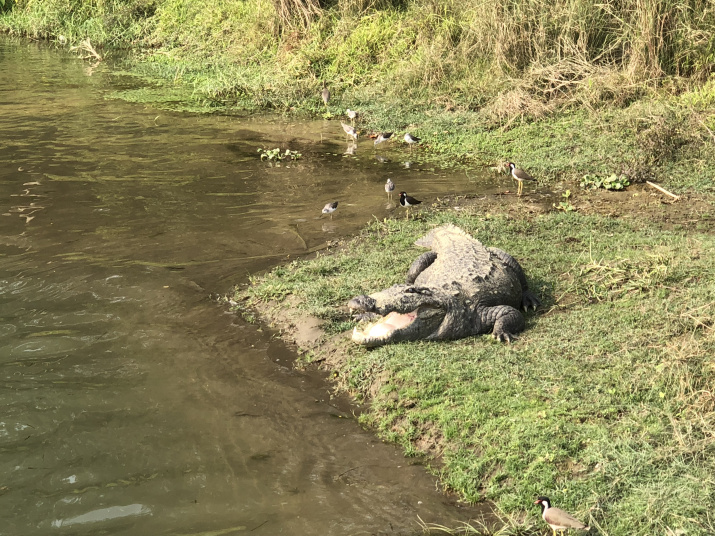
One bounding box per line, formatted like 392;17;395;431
348;224;540;347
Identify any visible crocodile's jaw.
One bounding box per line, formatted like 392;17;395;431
352;307;445;347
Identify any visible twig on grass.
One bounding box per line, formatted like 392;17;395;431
646;181;680;200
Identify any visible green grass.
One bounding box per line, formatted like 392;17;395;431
237;212;715;536
3;0;715;195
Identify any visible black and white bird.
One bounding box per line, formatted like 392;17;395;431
385;178;395;198
374;132;394;149
322;201;338;219
534;497;589;536
404;132;421;151
399;191;421;219
341;122;358;142
507;161;537;196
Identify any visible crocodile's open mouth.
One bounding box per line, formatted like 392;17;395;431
352;310;418;346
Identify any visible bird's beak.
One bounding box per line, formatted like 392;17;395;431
533;499;541;505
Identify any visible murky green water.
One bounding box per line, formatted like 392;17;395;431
1;38;490;535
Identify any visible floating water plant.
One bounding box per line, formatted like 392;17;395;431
257;148;302;161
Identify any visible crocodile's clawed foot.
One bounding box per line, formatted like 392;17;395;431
493;330;519;343
522;291;541;312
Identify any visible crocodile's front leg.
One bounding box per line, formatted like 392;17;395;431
406;251;437;284
478;304;526;343
487;247;541;311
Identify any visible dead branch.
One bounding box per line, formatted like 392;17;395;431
646;181;680;200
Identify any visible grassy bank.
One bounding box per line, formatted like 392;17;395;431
236;209;715;535
2;1;715;193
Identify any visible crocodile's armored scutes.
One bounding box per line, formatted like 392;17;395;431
349;224;540;347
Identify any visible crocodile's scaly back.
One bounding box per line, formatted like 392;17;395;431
412;225;495;286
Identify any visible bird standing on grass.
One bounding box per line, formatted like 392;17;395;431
321;86;330;109
374;132;394;149
399;191;421;219
404;132;421;151
534;497;589;536
385;178;395;199
341;122;358;142
507;161;537;196
322;201;338;219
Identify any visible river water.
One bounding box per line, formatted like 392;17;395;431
0;37;490;535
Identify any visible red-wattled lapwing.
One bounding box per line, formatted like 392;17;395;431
341;122;358;143
507;162;537;196
374;132;393;150
322;201;338;219
385;178;395;199
346;108;357;125
399;191;421;219
321;86;330;109
404;132;421;151
534;497;589;536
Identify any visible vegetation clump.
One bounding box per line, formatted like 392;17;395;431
580;174;630;191
257;147;302;161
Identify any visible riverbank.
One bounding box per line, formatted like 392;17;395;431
2;1;715;195
234;193;715;535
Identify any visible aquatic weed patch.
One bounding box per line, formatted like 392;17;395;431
239;212;715;535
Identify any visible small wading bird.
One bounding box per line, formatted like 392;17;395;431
534;497;589;536
404;132;421;151
385;178;395;199
321;86;330;109
322;201;338;219
341;122;358;142
346;108;357;125
507;161;537;196
374;132;393;149
399;191;421;219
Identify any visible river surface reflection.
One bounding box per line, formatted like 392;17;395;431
0;37;492;535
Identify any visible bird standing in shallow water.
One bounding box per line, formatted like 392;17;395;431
346;108;357;125
322;201;338;219
399;191;421;219
374;132;393;149
507;161;537;196
341;122;358;142
534;497;589;536
385;178;395;199
404;132;421;151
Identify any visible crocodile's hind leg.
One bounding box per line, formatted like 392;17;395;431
487;247;541;311
406;251;437;285
479;304;525;343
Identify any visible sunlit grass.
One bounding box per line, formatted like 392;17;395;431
238;212;715;536
3;0;715;194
